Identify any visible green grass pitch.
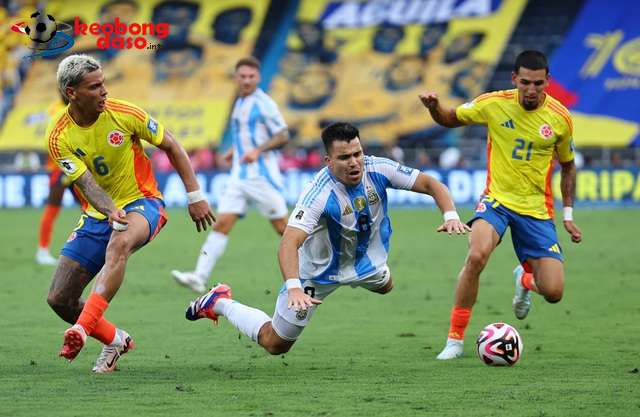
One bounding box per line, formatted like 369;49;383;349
1;208;638;416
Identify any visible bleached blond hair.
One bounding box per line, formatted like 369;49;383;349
56;54;102;100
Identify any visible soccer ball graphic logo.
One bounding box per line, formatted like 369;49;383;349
24;11;57;43
476;323;523;366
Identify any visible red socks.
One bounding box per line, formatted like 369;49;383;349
76;293;110;336
447;306;472;340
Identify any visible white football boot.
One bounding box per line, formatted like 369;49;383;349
436;338;464;360
171;270;206;293
36;248;57;265
92;329;135;374
512;265;532;320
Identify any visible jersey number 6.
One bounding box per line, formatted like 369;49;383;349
93;156;110;176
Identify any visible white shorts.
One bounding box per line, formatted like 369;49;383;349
217;177;288;219
271;265;392;341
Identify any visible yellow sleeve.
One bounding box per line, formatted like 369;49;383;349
555;117;575;163
455;97;489;125
111;99;165;146
46;122;87;182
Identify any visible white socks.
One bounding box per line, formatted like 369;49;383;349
194;231;229;281
215;298;270;342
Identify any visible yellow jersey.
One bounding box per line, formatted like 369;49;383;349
45;99;69;173
46;98;165;219
456;89;574;219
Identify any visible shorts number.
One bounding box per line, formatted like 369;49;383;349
304;286;316;298
511;138;533;161
482;195;500;208
93;156;109;176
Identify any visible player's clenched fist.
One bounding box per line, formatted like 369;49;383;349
419;92;440;110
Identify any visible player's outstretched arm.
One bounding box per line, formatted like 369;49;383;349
560;160;582;243
75;171;127;228
241;128;290;163
418;91;465;128
278;226;321;310
157;129;216;232
411;172;470;235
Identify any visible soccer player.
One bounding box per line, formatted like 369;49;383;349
171;57;290;293
418;50;583;360
36;96;72;265
183;122;470;355
46;54;215;373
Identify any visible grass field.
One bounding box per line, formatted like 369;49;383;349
1;207;638;417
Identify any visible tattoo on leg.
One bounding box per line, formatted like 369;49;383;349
47;257;94;324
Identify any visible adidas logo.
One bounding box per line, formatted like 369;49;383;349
548;244;561;254
501;119;515;129
342;205;353;216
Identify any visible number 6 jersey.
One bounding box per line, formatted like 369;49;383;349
46;98;165;219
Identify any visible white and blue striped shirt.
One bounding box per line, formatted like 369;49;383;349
229;88;287;189
288;156;420;284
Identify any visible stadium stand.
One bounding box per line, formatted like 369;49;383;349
0;0;638;193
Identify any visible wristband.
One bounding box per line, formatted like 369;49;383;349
443;211;460;222
112;221;128;231
285;278;302;290
187;189;205;204
563;207;573;221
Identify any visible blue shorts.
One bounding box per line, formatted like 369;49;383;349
469;195;563;265
61;198;168;276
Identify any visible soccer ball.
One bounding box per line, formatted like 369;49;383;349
476;322;523;366
25;11;57;43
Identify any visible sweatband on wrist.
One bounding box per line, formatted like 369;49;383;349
443;211;460;222
285;278;302;290
112;221;128;231
563;207;573;221
187;189;205;204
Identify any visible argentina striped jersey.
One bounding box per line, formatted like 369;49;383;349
230;88;287;189
288;156;419;284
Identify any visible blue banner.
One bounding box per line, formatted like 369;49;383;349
2;168;640;209
548;0;640;147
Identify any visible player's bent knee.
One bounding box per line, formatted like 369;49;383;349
213;218;235;234
466;251;489;272
46;293;78;323
46;293;61;310
264;342;293;355
258;322;295;355
544;289;563;303
46;286;69;308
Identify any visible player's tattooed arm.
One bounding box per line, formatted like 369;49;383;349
74;170;118;217
559;160;577;207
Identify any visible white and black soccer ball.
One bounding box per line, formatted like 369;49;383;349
476;322;523;366
25;11;57;43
